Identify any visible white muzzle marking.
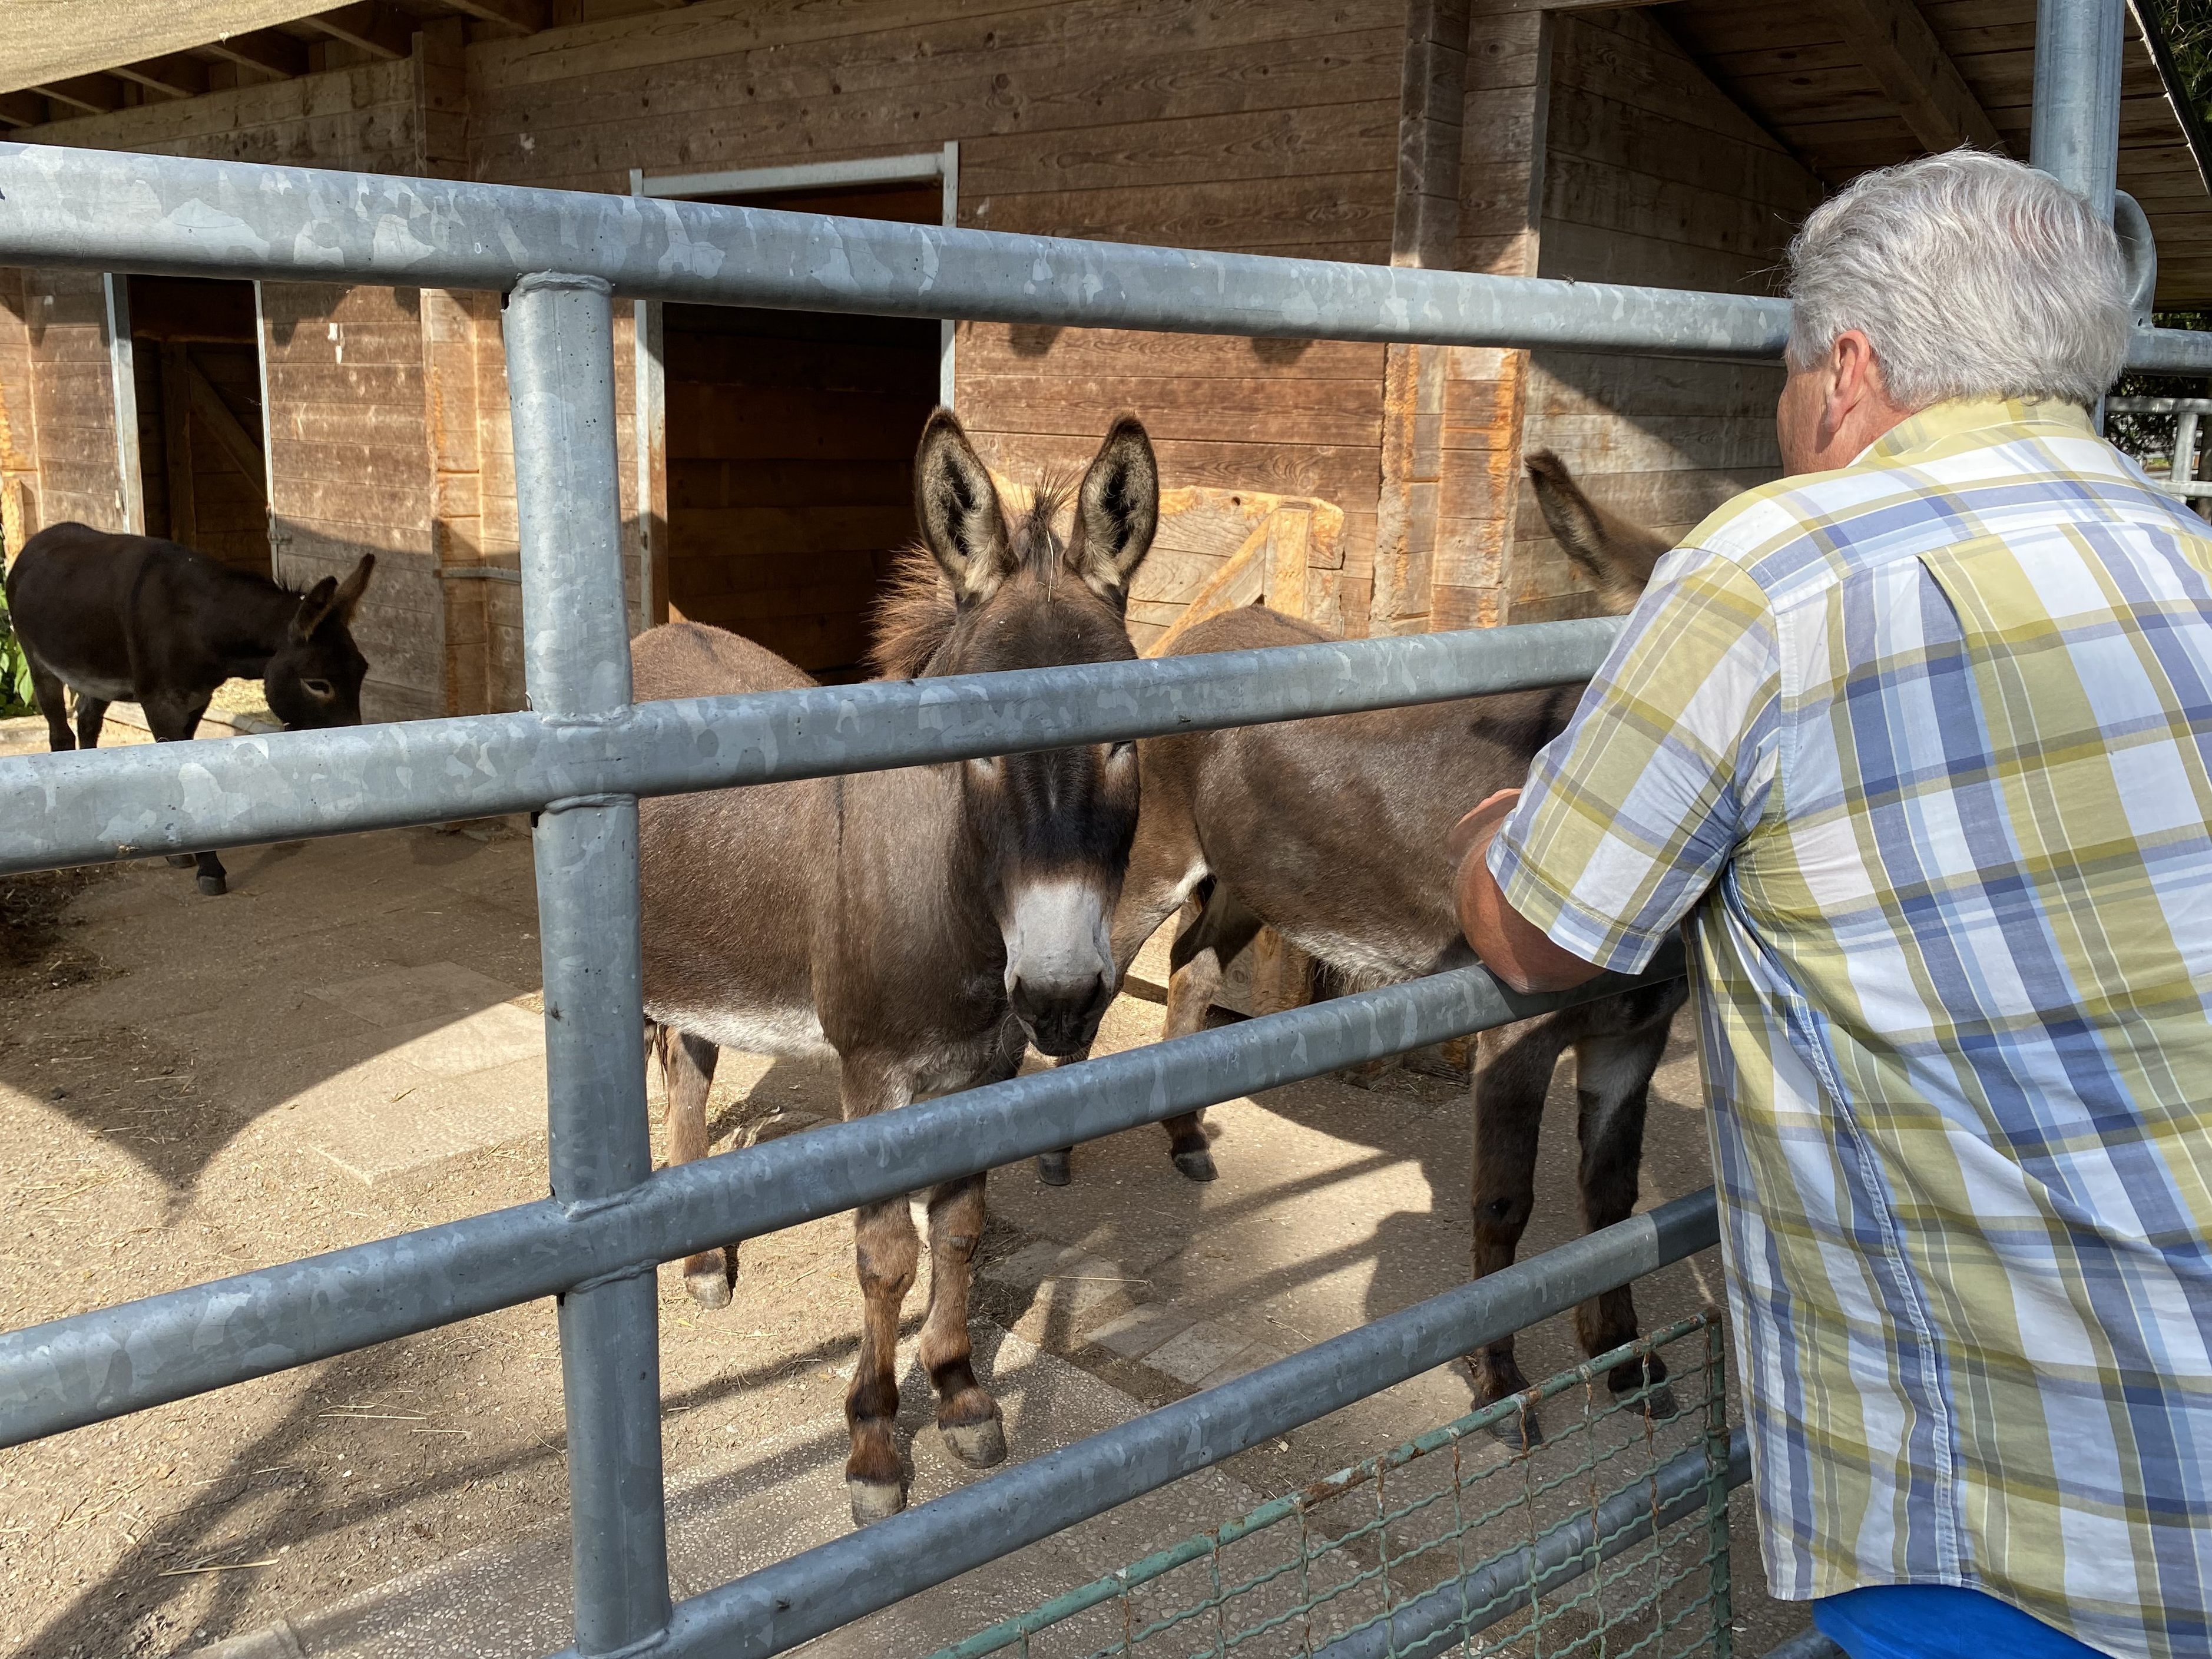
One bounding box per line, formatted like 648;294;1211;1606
1002;876;1113;1001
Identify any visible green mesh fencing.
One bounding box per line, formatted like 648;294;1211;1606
936;1311;1732;1659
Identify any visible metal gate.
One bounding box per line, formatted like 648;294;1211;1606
0;1;2189;1653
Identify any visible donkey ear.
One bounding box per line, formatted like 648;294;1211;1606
1525;449;1672;615
290;575;340;643
913;409;1015;603
1069;414;1158;601
333;553;376;623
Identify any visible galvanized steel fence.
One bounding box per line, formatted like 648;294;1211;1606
0;2;2174;1651
936;1315;1734;1659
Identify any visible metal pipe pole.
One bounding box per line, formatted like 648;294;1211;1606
505;270;672;1655
2033;0;2125;219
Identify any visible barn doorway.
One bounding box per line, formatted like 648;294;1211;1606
125;276;269;575
641;154;953;682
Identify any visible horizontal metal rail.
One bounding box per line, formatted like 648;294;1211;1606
2;144;2210;375
2107;396;2212;412
0;947;1680;1446
549;1188;1721;1659
0;618;1622;876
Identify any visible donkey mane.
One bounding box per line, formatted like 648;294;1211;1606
868;474;1075;680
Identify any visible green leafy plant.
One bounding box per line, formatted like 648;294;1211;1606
0;577;35;718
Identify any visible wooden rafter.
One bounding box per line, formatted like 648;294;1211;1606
28;74;123;115
110;54;209;100
1821;0;2004;155
197;29;311;81
445;0;546;31
302;4;415;60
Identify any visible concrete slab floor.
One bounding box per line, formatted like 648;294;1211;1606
0;808;1802;1657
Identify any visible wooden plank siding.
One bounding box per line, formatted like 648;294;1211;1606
259;281;444;722
468;0;1409;647
15;269;129;535
0;269;39;555
1505;8;1818;624
2;0;2204;735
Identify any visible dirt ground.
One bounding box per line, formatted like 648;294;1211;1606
0;756;1798;1658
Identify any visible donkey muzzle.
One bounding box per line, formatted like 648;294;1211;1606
1002;877;1117;1058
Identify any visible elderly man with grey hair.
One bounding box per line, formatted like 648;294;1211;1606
1451;151;2212;1659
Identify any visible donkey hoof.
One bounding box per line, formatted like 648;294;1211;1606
196;872;228;896
1612;1376;1680;1422
1171;1147;1218;1183
847;1475;908;1525
1489;1408;1545;1452
1037;1150;1072;1187
684;1254;734;1309
941;1412;1007;1469
166;854;196;869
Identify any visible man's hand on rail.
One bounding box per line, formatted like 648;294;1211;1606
1451;789;1607;996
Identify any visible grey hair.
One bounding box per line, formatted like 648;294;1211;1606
1784;150;2130;409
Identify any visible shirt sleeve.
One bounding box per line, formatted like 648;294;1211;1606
1486;545;1782;975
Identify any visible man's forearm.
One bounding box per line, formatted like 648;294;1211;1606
1453;809;1607;995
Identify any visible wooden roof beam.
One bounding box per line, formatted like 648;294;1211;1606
27;74;123;115
444;0;547;32
1822;0;2004;155
303;4;416;61
0;91;47;128
110;54;210;101
198;30;310;81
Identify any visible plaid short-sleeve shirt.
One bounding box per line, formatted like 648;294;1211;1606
1491;400;2212;1658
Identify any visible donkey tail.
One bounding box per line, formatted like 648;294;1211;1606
1524;449;1674;615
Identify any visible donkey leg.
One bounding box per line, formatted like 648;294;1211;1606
73;696;109;751
1466;1012;1571;1439
920;1171;1005;1468
655;1024;731;1307
28;659;72;752
846;1194;921;1522
1570;1009;1678;1407
1153;883;1263;1182
841;1061;920;1522
146;696;227;894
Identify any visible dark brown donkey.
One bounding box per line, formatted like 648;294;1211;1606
7;524;375;894
634;410;1158;1524
1040;452;1685;1433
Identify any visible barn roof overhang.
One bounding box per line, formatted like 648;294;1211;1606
1649;0;2212;307
0;0;552;125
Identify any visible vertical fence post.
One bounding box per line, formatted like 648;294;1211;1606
506;270;673;1655
2032;0;2123;219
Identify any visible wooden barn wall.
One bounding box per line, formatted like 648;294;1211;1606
1371;1;1553;637
465;0;1406;641
16;58;417;169
11;270;129;537
1506;8;1820;623
0;270;40;556
259;282;443;723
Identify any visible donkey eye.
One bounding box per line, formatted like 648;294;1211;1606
303;679;335;698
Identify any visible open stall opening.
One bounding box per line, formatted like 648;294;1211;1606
126;275;268;575
660;179;943;683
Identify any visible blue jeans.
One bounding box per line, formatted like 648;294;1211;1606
1814;1586;2107;1658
